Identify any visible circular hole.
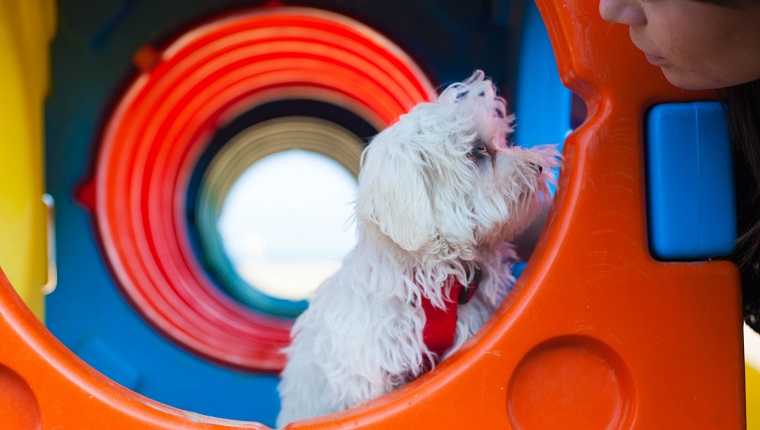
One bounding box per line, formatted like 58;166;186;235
508;336;635;429
193;116;366;317
218;149;358;302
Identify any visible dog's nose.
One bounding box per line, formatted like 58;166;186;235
530;162;543;175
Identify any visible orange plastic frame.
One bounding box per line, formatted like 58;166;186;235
0;0;745;428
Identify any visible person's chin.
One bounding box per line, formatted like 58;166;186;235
660;68;716;91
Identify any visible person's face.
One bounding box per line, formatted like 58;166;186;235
599;0;760;90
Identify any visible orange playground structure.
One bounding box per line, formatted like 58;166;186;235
0;0;753;428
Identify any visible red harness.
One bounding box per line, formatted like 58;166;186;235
420;271;480;359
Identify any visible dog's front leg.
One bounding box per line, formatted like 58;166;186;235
511;199;552;260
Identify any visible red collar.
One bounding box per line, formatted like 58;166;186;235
420;270;480;360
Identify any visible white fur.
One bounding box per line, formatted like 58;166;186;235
276;70;561;427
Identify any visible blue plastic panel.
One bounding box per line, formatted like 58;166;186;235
513;0;571;150
646;102;736;260
512;0;568;203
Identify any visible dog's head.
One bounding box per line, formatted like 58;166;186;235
357;71;561;262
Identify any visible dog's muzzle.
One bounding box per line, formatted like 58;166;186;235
530;162;543;175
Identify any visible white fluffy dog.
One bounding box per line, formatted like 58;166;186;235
276;70;561;427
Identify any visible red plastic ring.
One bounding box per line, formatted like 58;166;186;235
94;7;435;370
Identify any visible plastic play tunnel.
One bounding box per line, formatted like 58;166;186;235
0;0;755;428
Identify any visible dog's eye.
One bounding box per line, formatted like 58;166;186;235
469;141;489;159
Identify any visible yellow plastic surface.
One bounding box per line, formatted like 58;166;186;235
748;363;759;429
0;0;56;320
747;323;760;429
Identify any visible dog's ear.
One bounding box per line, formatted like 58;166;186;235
356;138;436;252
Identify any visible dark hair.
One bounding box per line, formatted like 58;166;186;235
723;79;760;331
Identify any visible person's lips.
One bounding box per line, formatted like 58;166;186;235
630;34;667;66
643;52;667;66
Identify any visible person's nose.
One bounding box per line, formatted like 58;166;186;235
599;0;646;26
